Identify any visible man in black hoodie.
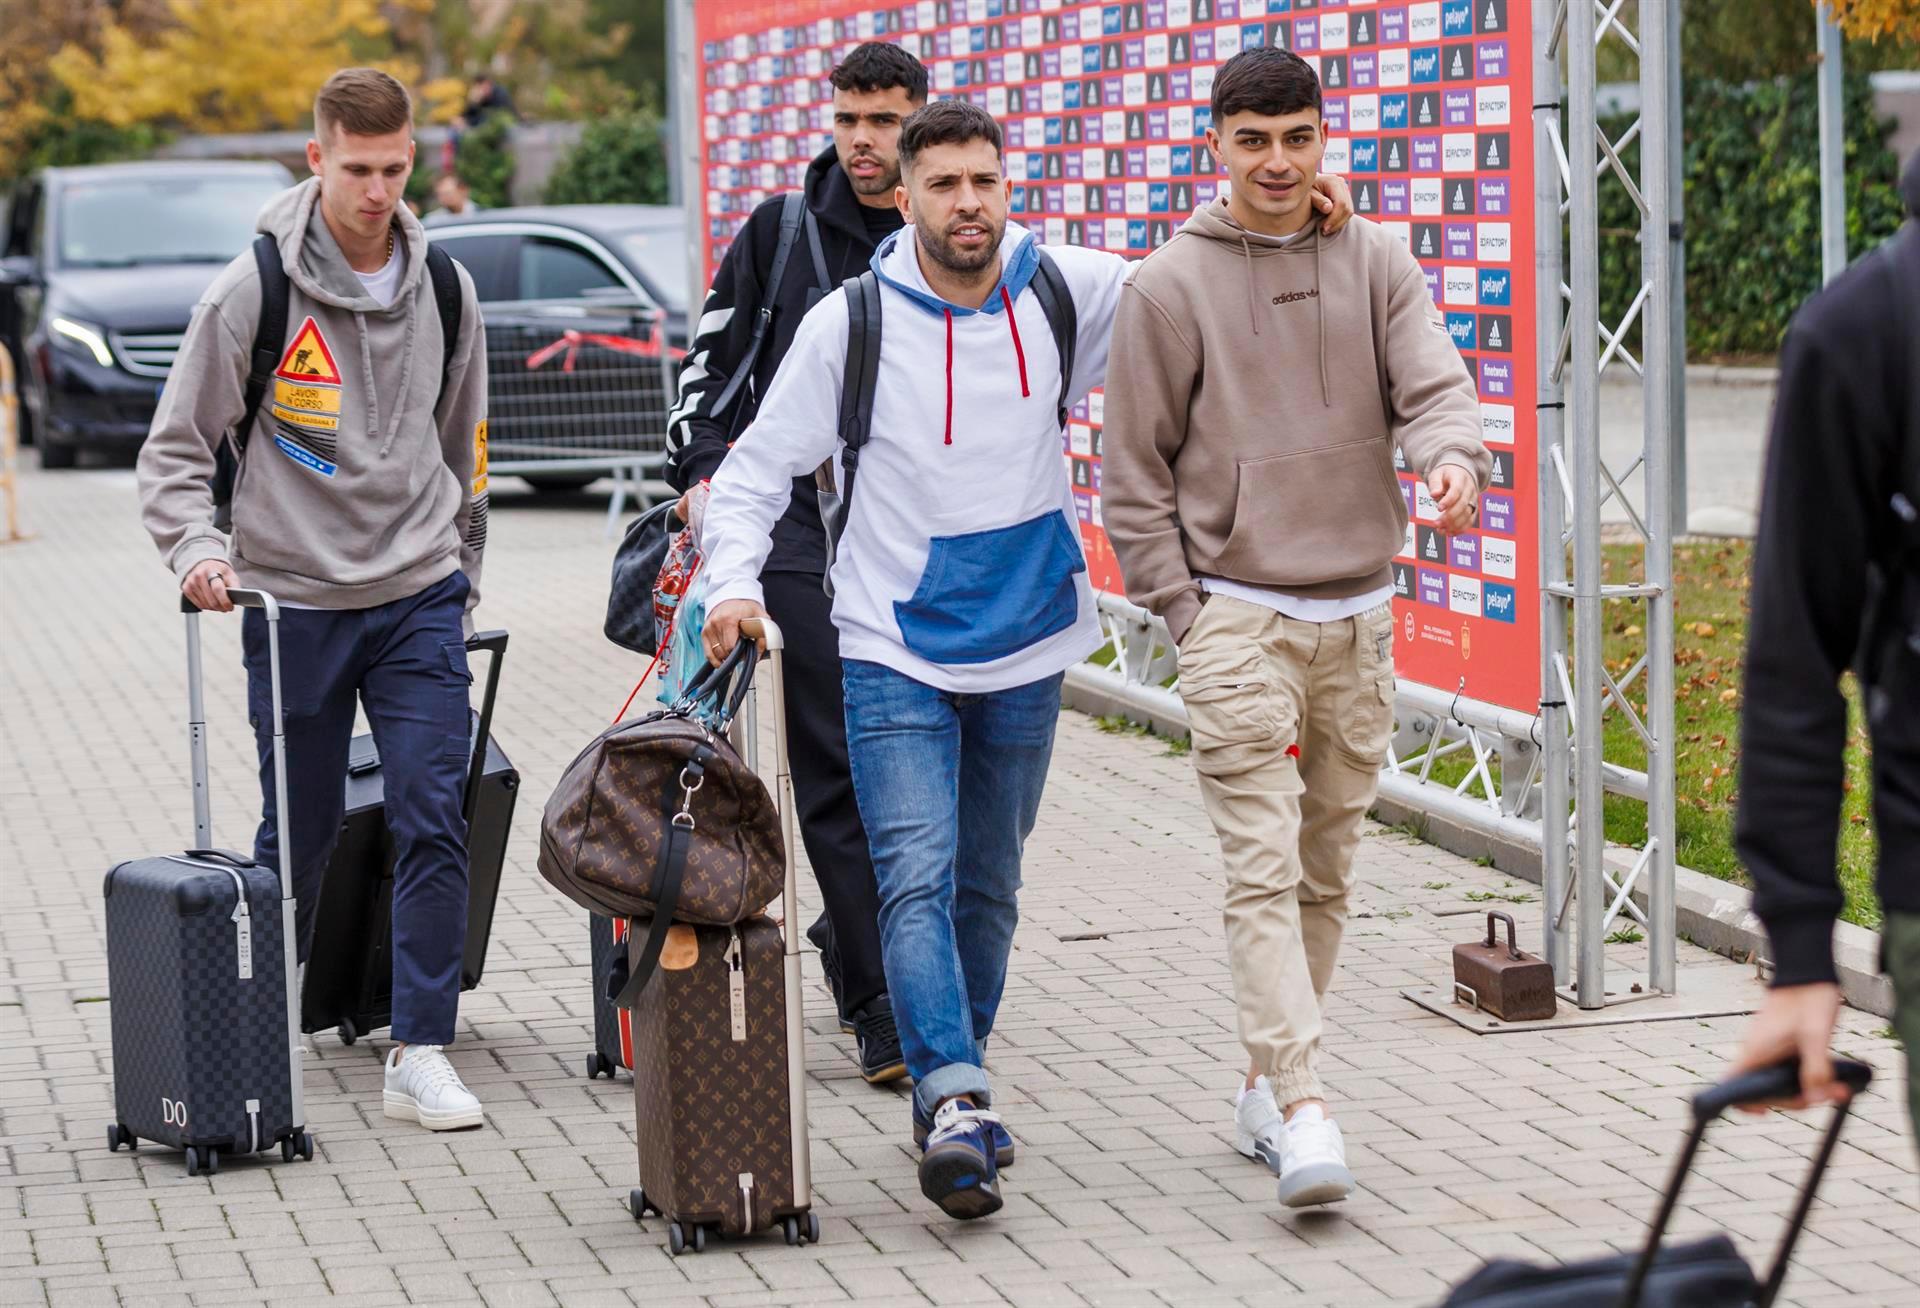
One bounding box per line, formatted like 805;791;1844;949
664;42;930;1084
1732;149;1920;1147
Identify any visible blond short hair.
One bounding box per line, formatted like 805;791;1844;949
314;68;413;141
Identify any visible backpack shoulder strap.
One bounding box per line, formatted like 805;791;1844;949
425;241;464;410
241;234;289;456
1029;247;1077;430
711;190;809;430
802;204;831;295
827;271;882;563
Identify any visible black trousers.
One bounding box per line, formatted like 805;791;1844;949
760;568;886;1014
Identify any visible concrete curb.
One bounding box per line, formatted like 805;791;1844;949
1684;362;1778;386
1369;790;1895;1019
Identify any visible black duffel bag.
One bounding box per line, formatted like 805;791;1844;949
1437;1057;1873;1308
604;499;678;655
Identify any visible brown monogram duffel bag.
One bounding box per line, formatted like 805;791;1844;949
538;644;784;1005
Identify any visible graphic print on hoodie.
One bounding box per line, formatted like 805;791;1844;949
701;224;1130;694
137;177;490;614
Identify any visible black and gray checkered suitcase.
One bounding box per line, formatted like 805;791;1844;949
102;589;312;1176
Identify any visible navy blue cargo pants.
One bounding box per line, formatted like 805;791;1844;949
242;569;472;1046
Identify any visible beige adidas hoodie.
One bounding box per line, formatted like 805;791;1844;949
1101;199;1490;644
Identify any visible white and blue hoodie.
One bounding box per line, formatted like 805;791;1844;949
703;224;1129;693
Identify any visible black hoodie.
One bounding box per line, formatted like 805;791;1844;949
1736;148;1920;985
665;146;904;573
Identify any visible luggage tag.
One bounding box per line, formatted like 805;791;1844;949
727;927;747;1042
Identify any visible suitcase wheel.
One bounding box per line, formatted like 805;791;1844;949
185;1145;217;1177
806;1212;820;1246
587;1052;611;1080
628;1188;657;1220
106;1123;135;1153
667;1224;685;1256
282;1132;314;1164
692;1224;706;1254
782;1217;800;1246
338;1017;358;1047
296;1131;314;1162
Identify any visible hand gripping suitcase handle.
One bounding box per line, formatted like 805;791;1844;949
1625;1056;1874;1308
180;588;293;898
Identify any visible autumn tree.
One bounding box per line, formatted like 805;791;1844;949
1822;0;1920;44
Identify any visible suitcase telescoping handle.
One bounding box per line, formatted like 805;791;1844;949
1625;1056;1875;1308
463;629;509;821
181;588;292;897
736;615;812;1212
179;587;306;1135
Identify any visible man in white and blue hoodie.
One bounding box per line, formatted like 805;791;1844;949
701;100;1128;1220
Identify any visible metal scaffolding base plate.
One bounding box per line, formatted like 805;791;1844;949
1401;965;1764;1034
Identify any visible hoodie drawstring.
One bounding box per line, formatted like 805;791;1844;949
1314;229;1328;407
1240;236;1259;337
1001;287;1031;399
943;308;954;446
371;288;422;458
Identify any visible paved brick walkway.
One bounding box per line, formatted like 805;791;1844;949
2;461;1915;1308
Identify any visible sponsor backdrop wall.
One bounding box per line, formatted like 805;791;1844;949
695;0;1538;713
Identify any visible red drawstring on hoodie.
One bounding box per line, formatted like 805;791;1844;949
940;292;1034;447
943;309;954;445
1001;287;1030;398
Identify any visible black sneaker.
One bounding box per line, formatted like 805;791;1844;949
851;994;907;1084
914;1100;1016;1166
805;915;853;1034
917;1100;1003;1220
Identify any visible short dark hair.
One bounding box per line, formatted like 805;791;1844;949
898;100;1003;175
314;68;413;140
1210;48;1322;123
829;42;929;103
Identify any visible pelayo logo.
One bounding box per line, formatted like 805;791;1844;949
1483;583;1518;623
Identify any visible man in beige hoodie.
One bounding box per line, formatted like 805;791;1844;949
1102;47;1490;1211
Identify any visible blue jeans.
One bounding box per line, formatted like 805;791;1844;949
243;570;473;1046
841;659;1063;1119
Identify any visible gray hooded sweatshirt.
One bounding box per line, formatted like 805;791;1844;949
137;177;488;615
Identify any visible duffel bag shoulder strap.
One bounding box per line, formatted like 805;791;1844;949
613;742;714;1009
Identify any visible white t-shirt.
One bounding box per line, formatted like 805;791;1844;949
1200;575;1395;624
355;241;403;307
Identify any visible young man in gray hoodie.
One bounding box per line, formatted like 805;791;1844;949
1103;48;1491;1211
136;68;491;1131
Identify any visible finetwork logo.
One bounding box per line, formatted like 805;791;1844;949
1483;583;1518;623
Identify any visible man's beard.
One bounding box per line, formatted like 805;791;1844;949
916;214;1003;278
844;154;899;197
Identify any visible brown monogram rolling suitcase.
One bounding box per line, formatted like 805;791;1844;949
624;616;816;1254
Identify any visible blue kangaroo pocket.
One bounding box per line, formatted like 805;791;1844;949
894;511;1087;665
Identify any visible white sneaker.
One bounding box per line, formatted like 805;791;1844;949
1276;1104;1354;1208
1233;1076;1286;1173
382;1045;484;1131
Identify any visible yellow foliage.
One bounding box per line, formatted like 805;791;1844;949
48;0;420;134
1821;0;1920;43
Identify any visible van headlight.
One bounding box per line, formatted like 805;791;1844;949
50;317;114;368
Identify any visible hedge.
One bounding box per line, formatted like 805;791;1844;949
1597;69;1910;361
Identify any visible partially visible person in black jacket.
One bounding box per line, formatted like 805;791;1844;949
1733;149;1920;1148
664;42;932;1087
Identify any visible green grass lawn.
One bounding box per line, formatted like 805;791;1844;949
1599;539;1881;929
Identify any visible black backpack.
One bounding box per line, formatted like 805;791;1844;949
604;190;827;656
210;233;463;526
817;248;1078;597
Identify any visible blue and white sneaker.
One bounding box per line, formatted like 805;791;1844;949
917;1099;1004;1220
913;1098;1016;1166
